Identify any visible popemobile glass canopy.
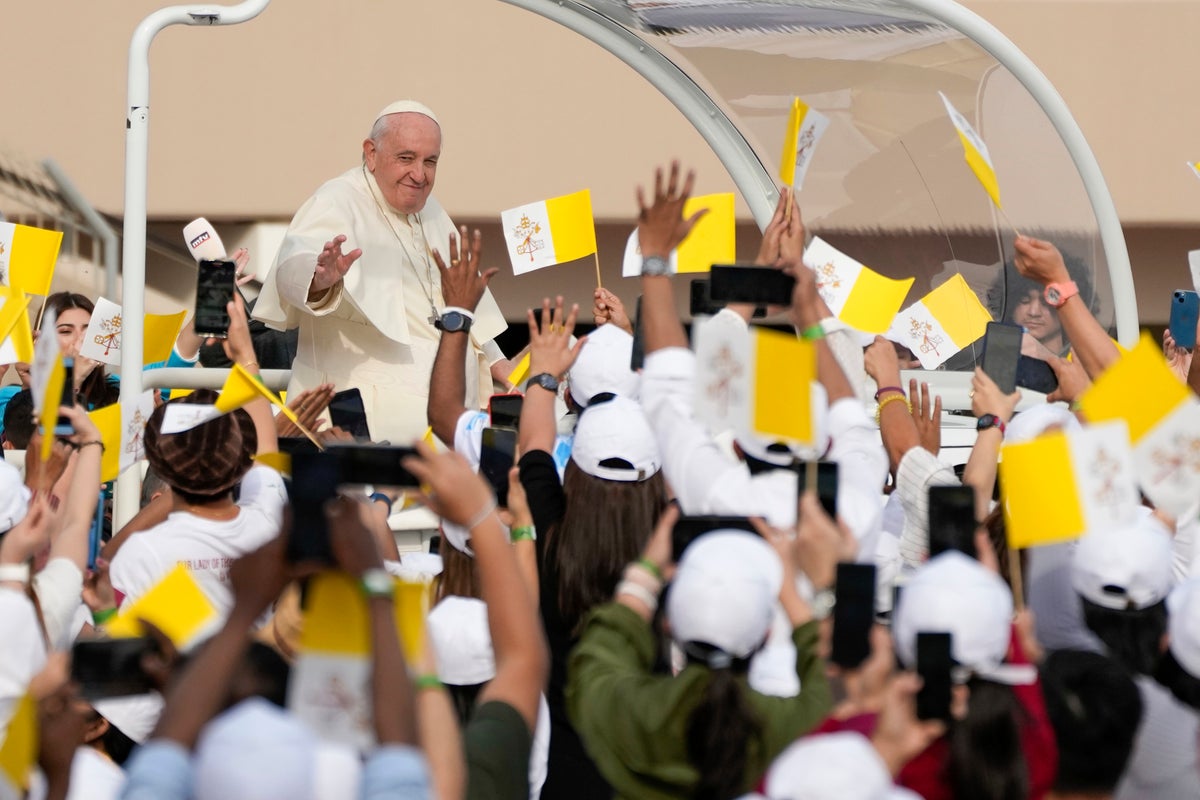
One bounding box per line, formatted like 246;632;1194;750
501;0;1136;371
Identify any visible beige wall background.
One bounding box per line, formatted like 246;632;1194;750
2;0;1199;324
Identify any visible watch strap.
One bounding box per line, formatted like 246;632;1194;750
359;568;395;599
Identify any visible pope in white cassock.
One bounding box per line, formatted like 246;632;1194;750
254;100;508;444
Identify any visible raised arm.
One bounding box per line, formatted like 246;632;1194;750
961;368;1020;518
214;292;276;456
428;227;498;444
789;258;854;404
639;162;707;355
518;297;584;457
46;405;104;571
865;337;918;474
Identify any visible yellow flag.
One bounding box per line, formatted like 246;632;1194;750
106;564;219;648
0;222;62;297
506;352;531;388
0;287;33;364
143;309;187;364
752;327;815;445
677;193;736;274
1079;332;1192;442
88;403;122;483
0;692;37;793
778;98;803;186
38;354;64;462
214;363;295;422
803;237;913;334
501;189;597;275
301;571;429;663
939;92;1002;209
253;451;291;476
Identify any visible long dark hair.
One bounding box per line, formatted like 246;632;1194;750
546;461;667;631
435;539;482;603
947;678;1029;800
45;292;119;410
684;648;762;800
1081;597;1168;676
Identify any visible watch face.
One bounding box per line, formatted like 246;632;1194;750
440;311;467;332
1046;288;1061;304
977;414;997;430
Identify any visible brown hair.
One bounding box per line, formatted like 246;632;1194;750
45;292;119;410
435;538;481;602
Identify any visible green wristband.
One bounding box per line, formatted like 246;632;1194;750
801;323;825;341
510;525;536;543
92;607;118;626
636;557;663;581
415;674;443;691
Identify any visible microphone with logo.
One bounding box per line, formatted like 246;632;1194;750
183;218;237;339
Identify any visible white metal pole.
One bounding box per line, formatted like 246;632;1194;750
115;0;270;530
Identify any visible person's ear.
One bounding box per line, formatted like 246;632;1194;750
1;441;10;451
83;713;109;746
362;138;377;173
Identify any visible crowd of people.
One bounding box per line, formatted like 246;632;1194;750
2;101;1200;800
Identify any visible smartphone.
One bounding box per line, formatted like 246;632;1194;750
53;357;75;436
915;632;954;721
331;444;421;487
286;450;340;564
489;394;523;431
72;637;156;700
708;265;796;307
194;258;237;338
1170;290;1199;350
981;321;1022;395
1016;355;1058;395
928;485;978;559
690;279;717;317
277;436;320;457
831;563;877;669
479;426;517;507
87;494;105;571
630;295;645;371
329;387;371;441
795;461;839;519
672;515;758;562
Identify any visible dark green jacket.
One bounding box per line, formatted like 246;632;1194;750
567;603;832;800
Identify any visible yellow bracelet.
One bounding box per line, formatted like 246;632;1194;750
875;393;911;426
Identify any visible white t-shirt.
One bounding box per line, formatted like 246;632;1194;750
109;466;287;617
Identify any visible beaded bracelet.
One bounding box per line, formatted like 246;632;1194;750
875;393;911;426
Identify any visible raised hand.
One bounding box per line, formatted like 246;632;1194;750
864;336;903;390
276;383;336;438
527;296;586;381
433;226;497;313
311;234;363;295
909;379;942;455
970;367;1020;422
636;161;707;259
592;287;633;334
1013;235;1070;287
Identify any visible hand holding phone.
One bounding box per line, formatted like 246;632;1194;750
981;322;1022;395
329;388;371;441
72;637;157;699
927;486;977;559
708;265;796;307
831;563;877;668
796;461;838;519
1169;290;1199;350
479;427;517;507
195;259;237;338
53;357;76;436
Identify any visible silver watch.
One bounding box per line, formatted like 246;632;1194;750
811;588;836;621
360;568;394;599
642;255;671;276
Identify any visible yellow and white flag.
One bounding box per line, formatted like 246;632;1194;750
1079;332;1200;517
1000;421;1138;549
0;692;36;798
79;298;188;367
0;287;32;365
106;564;220;650
778;97;831;190
1189;162;1200;183
501;189;597;275
160;363;296;434
692;317;816;446
0;222;62;297
939;92;1001;209
622;193;737;277
802;237;913;334
87;390;155;483
887;273;992;369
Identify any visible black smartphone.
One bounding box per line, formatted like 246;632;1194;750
194;258;237;338
927;485;978;559
708;265;796;307
795;461;839;519
72;637;156;700
479;426;517;507
53;356;75;436
1170;289;1200;350
981;321;1022;395
286;450;340;564
489;394;524;431
671;515;758;562
915;632;954;721
331;444;421;487
329;387;371;441
277;436;320;457
630;295;645;371
1016;355;1058;395
831;563;877;669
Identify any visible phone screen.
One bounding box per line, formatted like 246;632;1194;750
329;388;371;441
831;563;877;668
1016;355;1058;395
195;259;237;338
479;427;517;507
287;450;340;564
927;485;978;559
489;394;523;431
332;444;420;487
671;515;758;562
1170;290;1200;350
53;357;75;436
72;637;156;700
916;632;954;721
795;461;839;519
708;265;796;307
630;295;645;371
981;321;1023;395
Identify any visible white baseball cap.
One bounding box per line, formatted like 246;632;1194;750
893;551;1034;685
1168;578;1200;678
1004;404;1080;444
428;596;496;686
1071;515;1174;611
0;459;30;532
567;323;640;407
570;395;660;482
93;693;164;744
194;698;317;800
764;731;915;800
666;531;782;659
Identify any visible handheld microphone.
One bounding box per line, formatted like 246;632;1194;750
183;218;228;263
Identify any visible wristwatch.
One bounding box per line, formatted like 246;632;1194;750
811;588;836;621
976;413;1007;435
360;568;395;599
1043;281;1079;309
435;309;473;333
641;255;671;276
526;372;560;394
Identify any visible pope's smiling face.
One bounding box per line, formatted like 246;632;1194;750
363;112;441;215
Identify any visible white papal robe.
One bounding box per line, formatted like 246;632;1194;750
254;166;508;445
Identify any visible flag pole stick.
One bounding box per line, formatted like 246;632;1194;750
35;294;48;331
996;204;1022;240
282;409;325;451
784;184;795;222
593;251;603;289
1007;545;1025;611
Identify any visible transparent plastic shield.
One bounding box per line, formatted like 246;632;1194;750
553;0;1118;369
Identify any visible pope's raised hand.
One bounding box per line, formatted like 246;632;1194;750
311;234;362;295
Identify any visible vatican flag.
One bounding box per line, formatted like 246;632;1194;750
887;274;993;369
501;189;597;275
939;92;1002;209
802;237;913;334
778;97;830;190
0;222;62;296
